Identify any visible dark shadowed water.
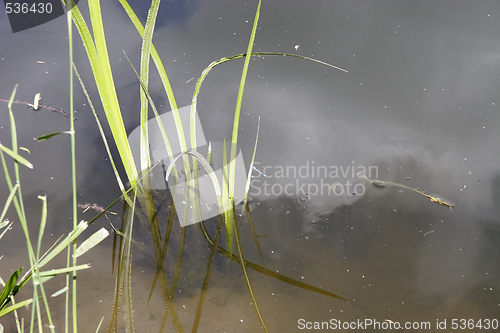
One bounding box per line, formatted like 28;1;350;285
1;1;500;332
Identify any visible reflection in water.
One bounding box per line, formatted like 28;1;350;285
127;0;201;28
249;186;498;329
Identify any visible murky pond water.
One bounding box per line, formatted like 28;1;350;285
1;0;500;332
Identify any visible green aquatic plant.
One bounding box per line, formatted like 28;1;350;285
67;0;348;331
0;85;108;332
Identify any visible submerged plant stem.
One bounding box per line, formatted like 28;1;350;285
199;216;347;302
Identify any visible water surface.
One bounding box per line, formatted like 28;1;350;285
1;1;499;331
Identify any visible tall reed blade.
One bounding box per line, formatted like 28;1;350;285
69;0;139;188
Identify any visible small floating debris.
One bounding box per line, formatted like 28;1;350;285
78;203;117;215
0;97;74;119
423;230;435;237
32;93;41;110
428;195;454;209
371;180;386;188
358;173;454;210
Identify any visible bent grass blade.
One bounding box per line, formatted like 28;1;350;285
0;144;33;169
199;220;348;302
74;228;110;258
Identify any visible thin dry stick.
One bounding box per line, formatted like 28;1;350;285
358;173;454;209
0;98;73;119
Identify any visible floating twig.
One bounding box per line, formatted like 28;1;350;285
0;96;74;120
423;230;435;237
358;173;454;210
78;203;117;215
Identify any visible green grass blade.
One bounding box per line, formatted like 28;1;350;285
199;221;347;301
35;131;73;142
0;221;11;239
3;86;37;278
0;183;19;224
0;267;23;311
244;117;261;204
138;0;160;181
242;117;266;265
191;52;346;116
229;0;261;202
232;206;268;332
118;0;181;133
34;272;55;333
70;1;138;188
119;0;191;188
72;62;132;206
89;0;138;184
122;52;179;179
50;287;68;298
221;140;232;255
147;195;176;303
0;144;33;169
0;299;33;318
39;264;91;277
94;316;105;332
164;151;223;215
37;221;88;268
7;86;19;154
120;193;136;332
191;216;223;332
35;195;47;261
245;203;265;265
228;3;268;329
73;228;109;258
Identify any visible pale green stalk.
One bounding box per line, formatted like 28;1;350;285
69;0;139;189
244;117;261;205
243;118;266;264
229;0;261;200
221;140;232;254
65;3;79;331
72;62;133;207
138;0;159;183
0;88;108;331
118;0;186;168
35;195;55;333
1;87;38;333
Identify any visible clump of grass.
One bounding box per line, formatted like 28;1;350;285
68;0;348;331
0;85;109;332
0;3;110;330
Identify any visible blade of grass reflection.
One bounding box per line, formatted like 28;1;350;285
192;216;223;332
199;215;348;302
